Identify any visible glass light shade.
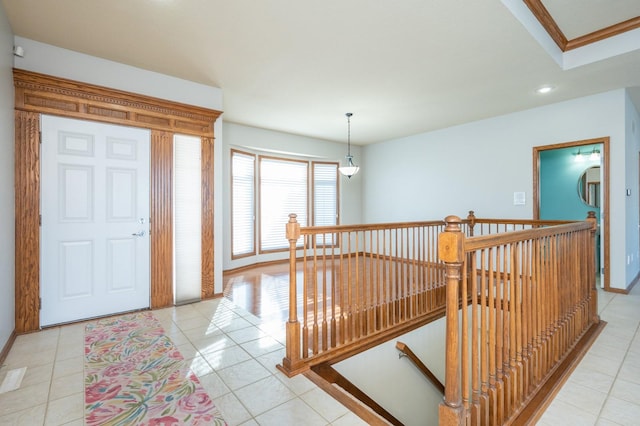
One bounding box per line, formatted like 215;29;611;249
339;165;359;178
590;151;601;161
339;156;359;178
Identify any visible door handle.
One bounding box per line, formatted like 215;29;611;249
131;231;146;237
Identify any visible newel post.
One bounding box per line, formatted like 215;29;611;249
438;215;466;426
467;210;476;236
279;214;305;376
586;211;600;324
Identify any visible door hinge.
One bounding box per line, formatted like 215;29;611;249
39;131;42;144
39;214;42;226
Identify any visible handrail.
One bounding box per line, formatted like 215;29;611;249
311;363;404;426
396;341;445;395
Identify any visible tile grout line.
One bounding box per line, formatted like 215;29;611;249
594;292;640;425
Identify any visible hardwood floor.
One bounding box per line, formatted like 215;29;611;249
223;262;292;324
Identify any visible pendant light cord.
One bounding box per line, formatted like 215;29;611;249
346;112;353;156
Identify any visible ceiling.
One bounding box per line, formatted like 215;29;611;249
3;0;640;145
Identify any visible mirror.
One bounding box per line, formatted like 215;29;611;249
578;166;600;208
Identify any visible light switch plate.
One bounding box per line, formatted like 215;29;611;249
513;192;526;205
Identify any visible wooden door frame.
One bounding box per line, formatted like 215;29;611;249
533;137;610;291
13;69;222;332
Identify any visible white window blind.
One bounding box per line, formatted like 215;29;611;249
260;158;307;251
313;162;338;245
231;151;256;257
173;134;201;304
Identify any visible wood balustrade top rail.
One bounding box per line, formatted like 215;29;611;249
465;220;593;250
297;219;452;233
472;218;573;226
296;216;578;236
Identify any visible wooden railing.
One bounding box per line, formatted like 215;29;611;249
277;211;600;424
396;341;445;395
438;213;601;425
278;214;471;376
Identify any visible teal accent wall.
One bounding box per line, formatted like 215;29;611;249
539;144;602;222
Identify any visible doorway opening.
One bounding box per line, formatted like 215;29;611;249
533;137;610;291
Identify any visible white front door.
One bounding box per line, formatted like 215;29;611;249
40;115;150;326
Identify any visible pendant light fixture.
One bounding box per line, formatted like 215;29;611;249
338;112;360;178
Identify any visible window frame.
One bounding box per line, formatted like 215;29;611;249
230;149;340;258
230;149;257;259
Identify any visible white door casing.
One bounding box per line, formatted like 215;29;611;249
40;115;150;326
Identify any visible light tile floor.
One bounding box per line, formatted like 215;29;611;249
537;284;640;425
0;297;367;426
0;285;639;425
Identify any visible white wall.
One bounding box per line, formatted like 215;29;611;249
625;92;640;284
363;90;632;290
0;3;15;352
13;37;227;294
13;37;222;110
222;122;363;270
334;317;447;426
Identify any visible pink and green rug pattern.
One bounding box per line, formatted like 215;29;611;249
84;311;226;425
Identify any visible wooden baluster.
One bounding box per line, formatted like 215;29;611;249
479;249;490;426
586;211;599;325
514;241;528;408
355;231;361;338
488;247;498;425
368;230;375;334
438;215;466;426
382;229;390;330
524;239;533;396
330;232;337;348
280;214;304;376
346;232;354;342
320;235;328;352
511;242;520;412
461;251;470;421
312;236;319;354
496;245;505;425
339;230;346;345
303;237;309;356
374;229;382;330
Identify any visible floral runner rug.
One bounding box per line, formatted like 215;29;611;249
84;311;226;425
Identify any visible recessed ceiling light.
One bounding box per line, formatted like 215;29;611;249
536;85;555;94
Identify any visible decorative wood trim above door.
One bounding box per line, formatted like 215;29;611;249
13;69;222;333
14;69;221;136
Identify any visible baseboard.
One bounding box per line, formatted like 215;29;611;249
606;271;639;295
224;258;288;276
0;330;17;366
624;270;640;294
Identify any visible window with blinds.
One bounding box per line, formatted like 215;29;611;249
231;150;256;258
313;162;338;245
260;157;308;251
230;150;338;257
